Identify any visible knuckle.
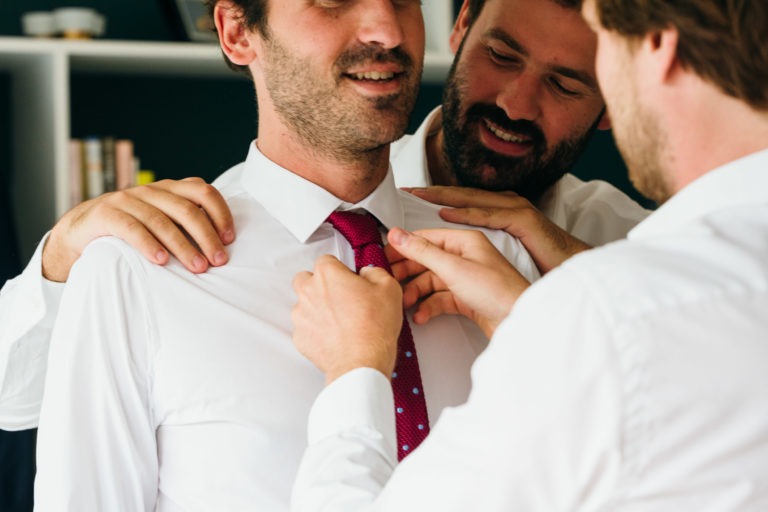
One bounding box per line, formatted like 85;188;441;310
197;183;221;202
178;201;204;220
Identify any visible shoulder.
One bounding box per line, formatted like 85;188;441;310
397;190;540;281
540;174;652;246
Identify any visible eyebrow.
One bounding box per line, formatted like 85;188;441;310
484;28;600;93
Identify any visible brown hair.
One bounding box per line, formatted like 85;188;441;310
594;0;768;109
467;0;583;21
203;0;269;78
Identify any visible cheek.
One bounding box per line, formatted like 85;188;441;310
540;98;604;146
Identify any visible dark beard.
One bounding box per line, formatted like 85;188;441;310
441;59;600;200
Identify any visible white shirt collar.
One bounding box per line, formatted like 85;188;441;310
390;106;443;188
629;148;768;240
239;142;405;243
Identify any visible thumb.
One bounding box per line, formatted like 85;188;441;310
359;265;395;286
387;227;460;281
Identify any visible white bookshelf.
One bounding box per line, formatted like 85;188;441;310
0;1;455;261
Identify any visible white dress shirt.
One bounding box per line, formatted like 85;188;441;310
33;142;538;511
390;107;651;247
0;236;63;430
292;148;768;511
0;108;648;432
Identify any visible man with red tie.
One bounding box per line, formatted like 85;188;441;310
31;1;537;510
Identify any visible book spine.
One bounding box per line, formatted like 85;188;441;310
83;136;104;199
102;136;116;192
115;139;135;190
68;139;84;208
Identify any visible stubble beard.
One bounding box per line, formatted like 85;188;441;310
611;83;672;205
261;33;422;167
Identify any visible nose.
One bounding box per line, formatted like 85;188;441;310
356;0;406;49
497;72;542;122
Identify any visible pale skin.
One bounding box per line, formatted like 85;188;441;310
292;226;530;383
42;177;235;282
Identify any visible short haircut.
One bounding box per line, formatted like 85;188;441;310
594;0;768;109
204;0;270;78
466;0;583;21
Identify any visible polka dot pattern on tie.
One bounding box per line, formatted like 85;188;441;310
328;210;431;461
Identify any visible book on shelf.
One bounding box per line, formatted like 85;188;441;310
68;136;147;208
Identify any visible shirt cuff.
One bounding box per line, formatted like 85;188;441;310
307;367;396;448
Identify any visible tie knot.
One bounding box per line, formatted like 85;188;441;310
327;210;383;249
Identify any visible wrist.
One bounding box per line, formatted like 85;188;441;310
325;358;395;386
41;228;77;282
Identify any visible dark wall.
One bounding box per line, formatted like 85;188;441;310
0;1;178;41
0;71;33;512
0;72;19;277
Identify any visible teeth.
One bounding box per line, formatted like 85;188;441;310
352;71;395;81
484;119;528;143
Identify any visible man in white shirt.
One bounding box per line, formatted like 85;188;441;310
32;1;538;510
0;0;649;432
290;0;768;510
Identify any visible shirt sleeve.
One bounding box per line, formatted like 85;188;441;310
0;232;65;430
292;264;625;511
34;238;158;511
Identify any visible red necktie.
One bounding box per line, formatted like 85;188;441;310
328;210;430;460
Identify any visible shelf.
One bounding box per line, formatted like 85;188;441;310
0;2;455;260
0;37;452;82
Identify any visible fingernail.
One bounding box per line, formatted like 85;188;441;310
192;255;206;271
213;250;228;266
222;230;235;244
156;250;167;263
390;227;409;245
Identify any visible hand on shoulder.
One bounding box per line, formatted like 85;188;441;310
42;178;235;282
405;186;591;273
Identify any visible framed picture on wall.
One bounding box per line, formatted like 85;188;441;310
159;0;217;42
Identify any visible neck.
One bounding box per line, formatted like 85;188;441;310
257;116;391;204
424;111;459;187
665;86;768;194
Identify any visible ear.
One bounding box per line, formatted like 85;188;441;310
641;26;680;86
449;0;472;55
214;0;258;66
597;109;611;130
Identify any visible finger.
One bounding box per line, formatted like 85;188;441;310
154;179;236;244
390;258;429;282
401;270;446;309
113;190;212;273
91;206;171;266
314;254;349;274
387;227;461;280
359;265;396;286
292;270;314;293
407;186;525;209
412;291;462;325
125;185;228;269
383;240;405;265
438;206;533;235
388;227;488;277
